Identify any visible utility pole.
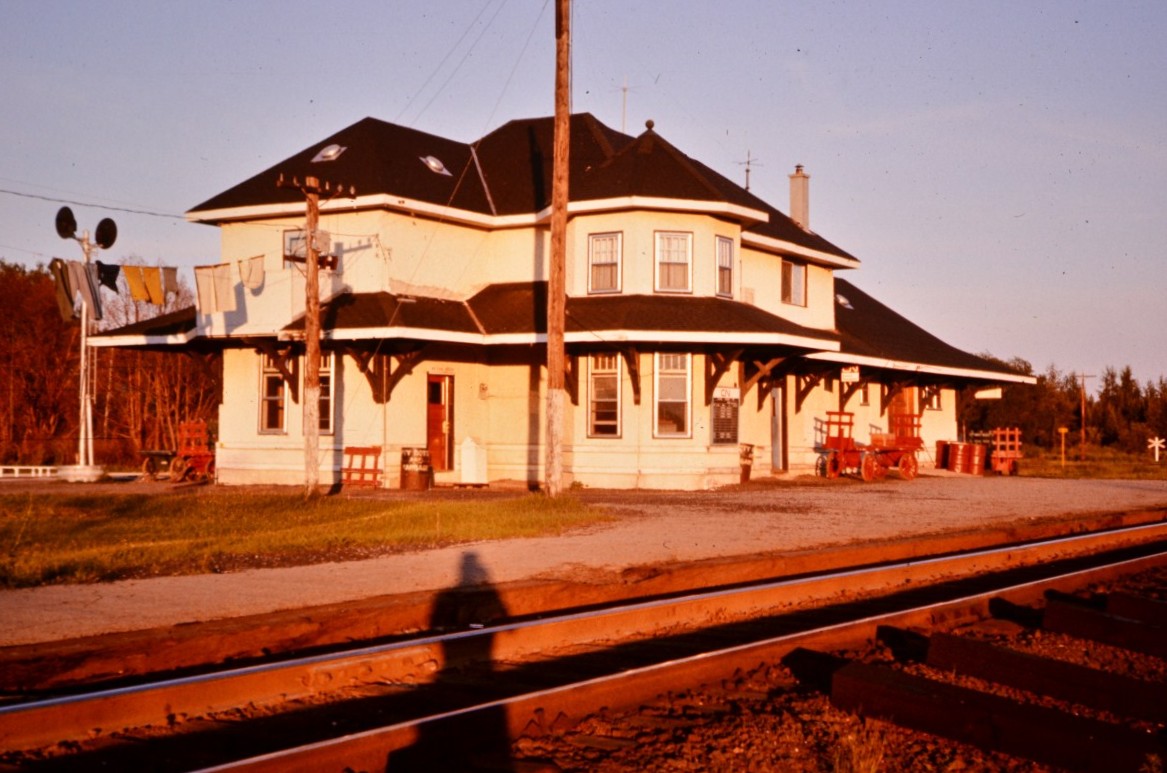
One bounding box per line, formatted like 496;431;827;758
278;173;352;496
546;0;570;497
1076;373;1094;462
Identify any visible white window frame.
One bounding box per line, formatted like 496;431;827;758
654;231;692;293
588;353;621;437
259;354;287;434
317;352;334;435
716;236;733;297
922;385;942;411
654;352;691;438
781;259;807;306
588;232;622;294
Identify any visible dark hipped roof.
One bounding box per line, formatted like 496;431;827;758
188;114;856;264
279;282;836;347
832;278;1025;378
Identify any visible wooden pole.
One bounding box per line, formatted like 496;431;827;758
279;173;350;496
303;176;322;495
545;0;570;497
1076;374;1094;462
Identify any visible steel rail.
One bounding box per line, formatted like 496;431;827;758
208;547;1167;773
2;519;1166;756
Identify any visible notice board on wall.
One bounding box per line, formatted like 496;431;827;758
711;387;740;445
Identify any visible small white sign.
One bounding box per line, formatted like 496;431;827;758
714;387;740;401
841;366;860;383
1150;436;1165;463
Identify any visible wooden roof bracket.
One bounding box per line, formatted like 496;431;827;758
384;349;425;403
705;349;743;406
619;347;641;405
740;357;786;402
250;339;299;403
338;344;427;404
839;377;869;411
565;352;580;406
880;380;913;415
793;371;822;413
181;349;220;379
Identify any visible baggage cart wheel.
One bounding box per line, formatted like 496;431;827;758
169;457;189;482
899;453;919;481
861;452;881;482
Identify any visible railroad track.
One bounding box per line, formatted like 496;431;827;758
2;519;1166;771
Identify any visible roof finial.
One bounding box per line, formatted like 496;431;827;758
645;119;655;132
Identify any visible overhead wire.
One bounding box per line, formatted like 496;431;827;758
0;186;185;220
394;0;509;128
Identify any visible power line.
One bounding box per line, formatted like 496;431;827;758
0;187;185;220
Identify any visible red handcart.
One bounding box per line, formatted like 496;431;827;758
168;420;216;483
816;411;921;481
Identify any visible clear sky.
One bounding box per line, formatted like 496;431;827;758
2;1;1164;387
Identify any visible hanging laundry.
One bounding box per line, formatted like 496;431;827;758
162;266;179;296
238;255;265;290
212;263;236;312
194;263;237;313
142;266;165;305
64;260;102;321
95;261;121;293
123;266;150;302
49;258;76;322
195;265;215;313
84;263;104;320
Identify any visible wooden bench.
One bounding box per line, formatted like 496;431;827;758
342;446;382;488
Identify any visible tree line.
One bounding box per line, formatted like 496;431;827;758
0;260;220;466
1;258;1162;465
959;356;1167;453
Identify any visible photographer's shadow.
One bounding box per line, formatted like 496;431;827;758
387;551;514;771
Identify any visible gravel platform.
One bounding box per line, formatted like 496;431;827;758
2;475;1166;647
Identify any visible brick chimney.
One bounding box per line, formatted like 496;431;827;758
789;164;810;230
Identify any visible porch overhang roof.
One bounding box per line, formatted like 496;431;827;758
277;284;841;351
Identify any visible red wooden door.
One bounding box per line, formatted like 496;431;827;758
427;375;453;471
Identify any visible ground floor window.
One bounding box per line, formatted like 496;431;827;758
318;353;334;434
260;354;286;433
588;354;620;437
922;385;942;411
655;353;691;437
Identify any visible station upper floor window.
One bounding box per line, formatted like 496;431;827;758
716;236;733;297
781;259;807;306
588;233;622;293
655;231;692;293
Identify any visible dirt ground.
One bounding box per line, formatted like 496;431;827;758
2;473;1167;647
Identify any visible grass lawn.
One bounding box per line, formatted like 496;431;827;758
0;491;610;589
1019;446;1167;480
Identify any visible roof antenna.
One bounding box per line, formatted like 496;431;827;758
617;75;637;134
737;150;762;191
